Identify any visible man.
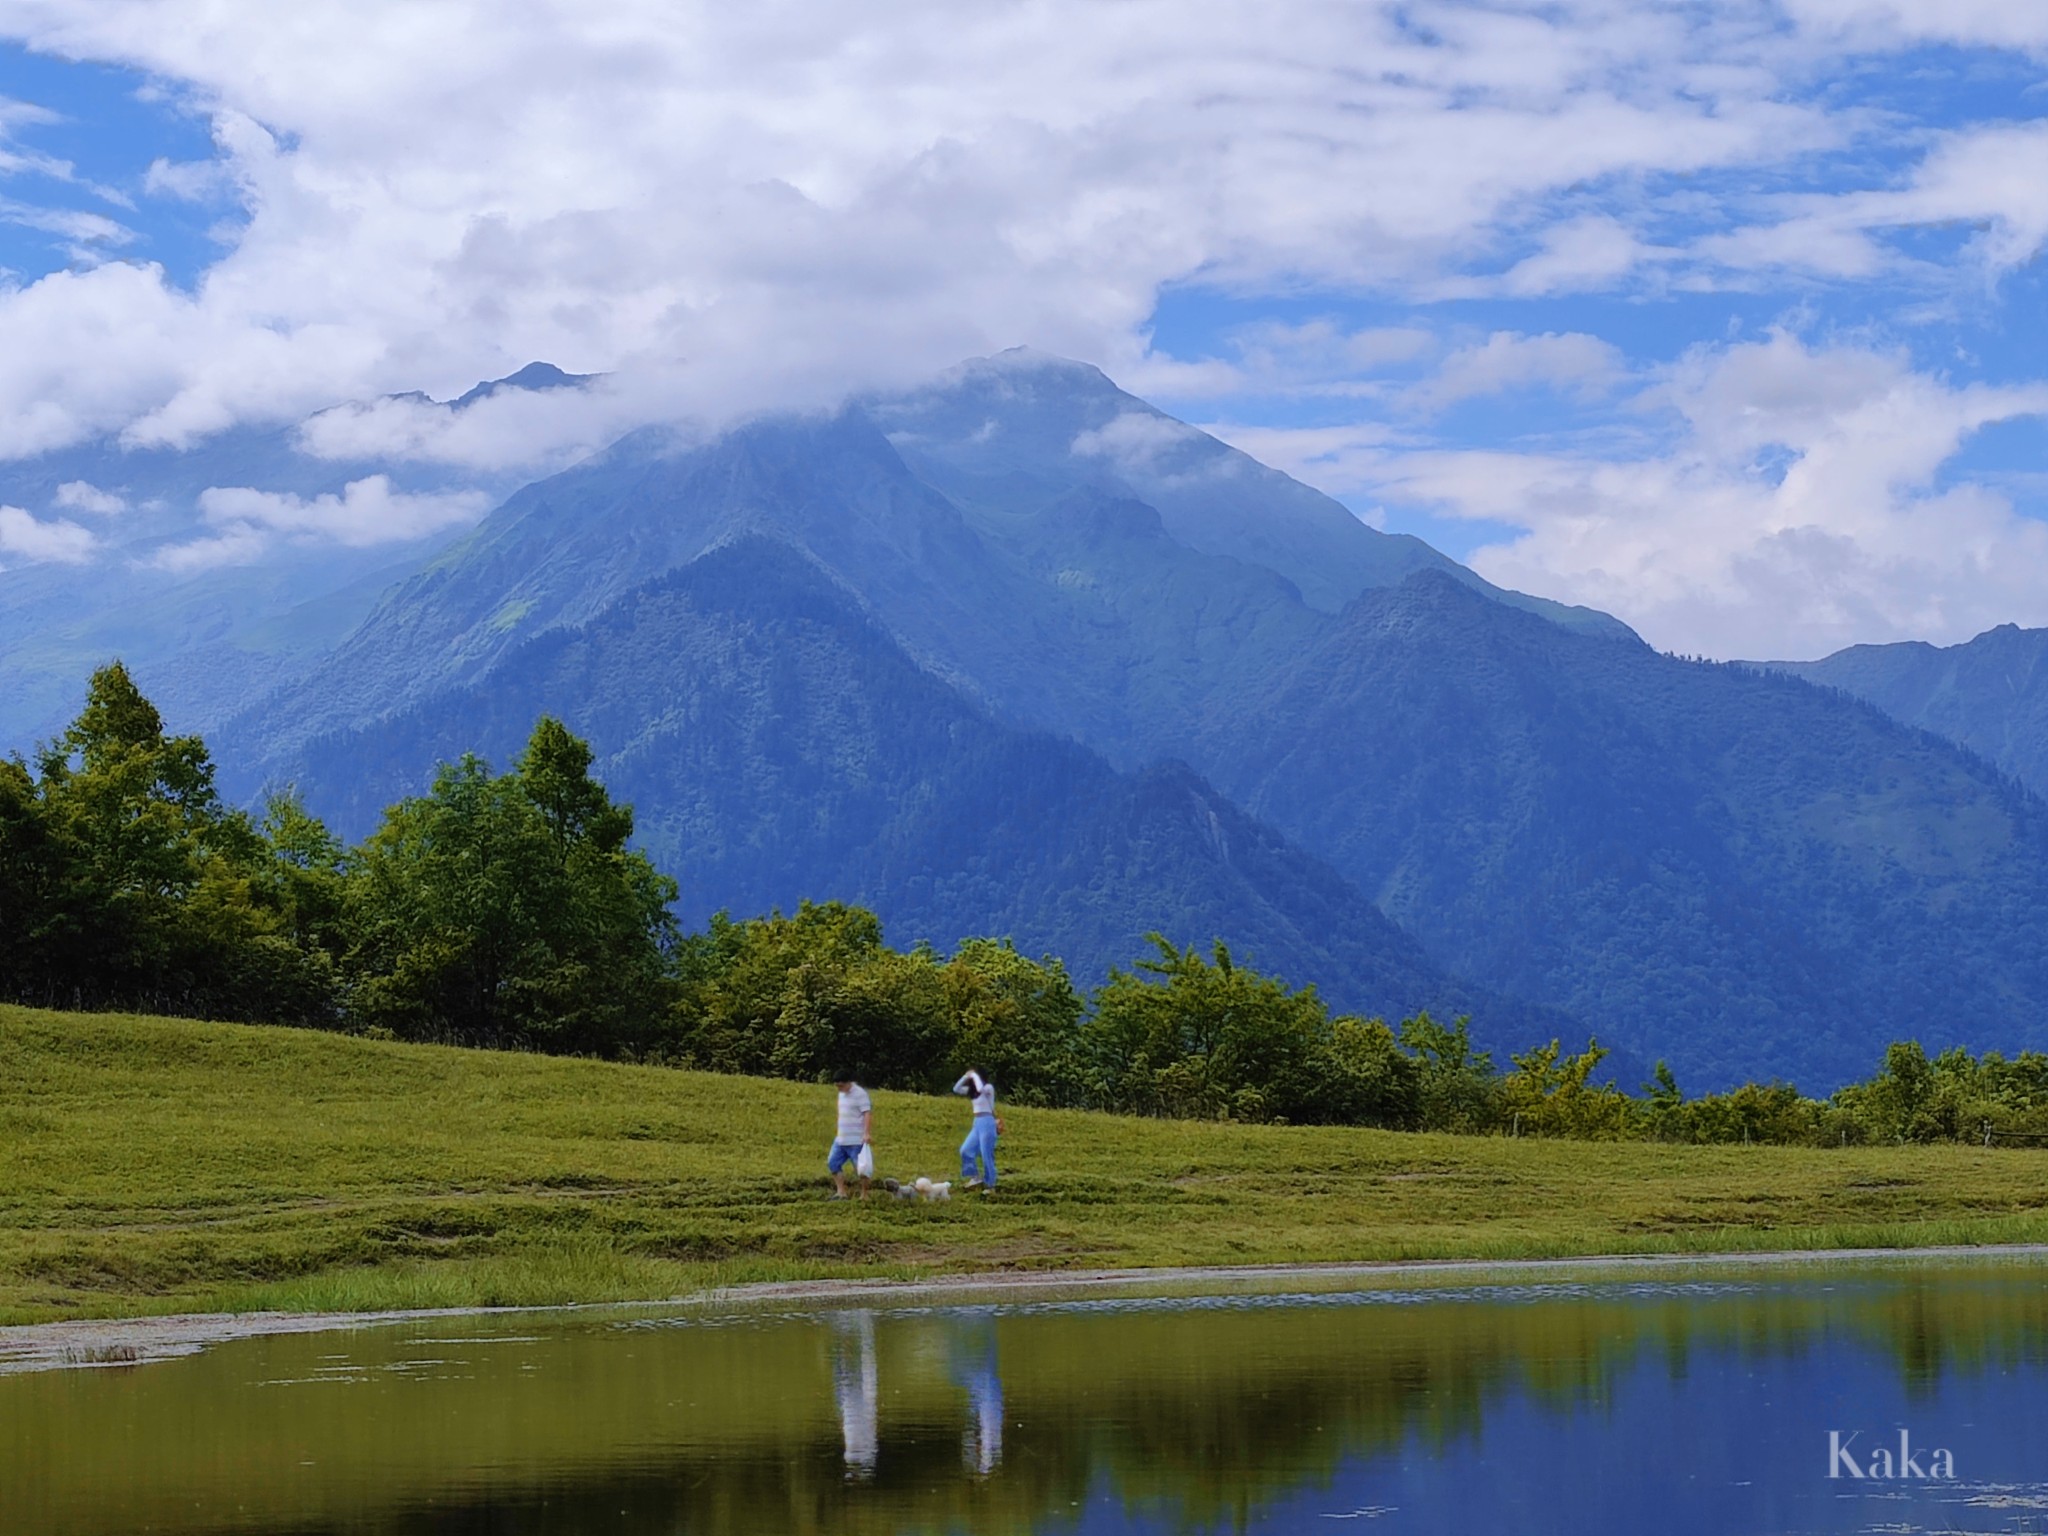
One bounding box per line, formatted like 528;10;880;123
829;1073;873;1200
953;1068;1000;1190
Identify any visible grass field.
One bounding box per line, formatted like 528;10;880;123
6;1003;2048;1325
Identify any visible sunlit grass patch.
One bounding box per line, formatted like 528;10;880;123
7;1003;2048;1324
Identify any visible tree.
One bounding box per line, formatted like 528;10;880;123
941;940;1086;1106
1324;1016;1422;1129
1500;1037;1637;1140
1398;1013;1501;1134
672;902;960;1088
1085;936;1332;1123
3;662;328;1022
343;720;678;1051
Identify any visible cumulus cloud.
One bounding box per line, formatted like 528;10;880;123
0;504;97;563
1783;0;2048;51
192;475;491;548
1071;411;1203;474
145;524;270;574
1712;120;2048;280
1413;331;1628;411
0;1;2045;660
1361;334;2048;658
0;0;1862;463
295;373;653;473
53;479;125;514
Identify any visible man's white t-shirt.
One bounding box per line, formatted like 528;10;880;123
836;1084;872;1144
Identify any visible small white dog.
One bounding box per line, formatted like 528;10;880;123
883;1177;953;1203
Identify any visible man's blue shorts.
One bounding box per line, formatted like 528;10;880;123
828;1141;864;1175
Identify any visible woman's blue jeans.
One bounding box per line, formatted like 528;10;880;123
960;1116;998;1186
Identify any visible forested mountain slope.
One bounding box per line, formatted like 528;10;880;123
286;535;1538;1039
1772;625;2048;800
1200;574;2048;1087
220;353;2048;1090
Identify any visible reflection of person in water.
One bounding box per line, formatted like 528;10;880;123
831;1311;879;1478
952;1319;1004;1476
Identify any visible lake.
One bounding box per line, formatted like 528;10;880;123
6;1256;2048;1534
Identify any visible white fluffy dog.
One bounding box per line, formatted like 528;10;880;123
883;1177;953;1203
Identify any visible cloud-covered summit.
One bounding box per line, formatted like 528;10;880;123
1;2;2047;654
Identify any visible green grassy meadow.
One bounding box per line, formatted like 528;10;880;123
6;1003;2048;1325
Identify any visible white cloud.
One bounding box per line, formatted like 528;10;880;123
1413;331;1627;411
1450;215;1677;299
1198;421;1405;499
1360;333;2048;658
193;475;491;548
0;1;1859;462
0;194;133;251
52;479;126;514
1156;320;1438;401
1783;0;2048;51
145;524;270;574
0;504;97;563
1071;411;1202;474
294;372;653;472
142;156;232;202
1716;121;2048;280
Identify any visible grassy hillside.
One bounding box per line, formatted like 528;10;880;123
7;1004;2048;1326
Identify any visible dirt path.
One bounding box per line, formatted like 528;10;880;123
7;1242;2047;1375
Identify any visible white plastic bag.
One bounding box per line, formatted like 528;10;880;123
855;1144;875;1180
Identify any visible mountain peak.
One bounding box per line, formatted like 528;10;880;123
451;362;593;409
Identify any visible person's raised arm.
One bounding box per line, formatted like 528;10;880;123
953;1071;980;1097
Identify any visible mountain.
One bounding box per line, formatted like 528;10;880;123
0;364;589;752
207;350;2048;1088
1769;625;2048;799
1197;573;2048;1088
286;534;1533;1038
868;349;1631;637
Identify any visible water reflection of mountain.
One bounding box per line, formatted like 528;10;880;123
9;1266;2048;1536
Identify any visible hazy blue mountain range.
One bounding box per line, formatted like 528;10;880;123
867;351;1630;635
224;353;1631;772
1769;625;2048;800
285;534;1551;1046
0;364;592;751
17;348;2048;1088
1197;573;2048;1088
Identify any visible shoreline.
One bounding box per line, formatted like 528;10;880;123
8;1241;2048;1377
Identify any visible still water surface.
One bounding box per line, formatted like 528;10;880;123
8;1259;2048;1535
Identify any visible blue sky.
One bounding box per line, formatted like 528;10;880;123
3;2;2048;657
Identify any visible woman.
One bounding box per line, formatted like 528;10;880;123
953;1068;1001;1190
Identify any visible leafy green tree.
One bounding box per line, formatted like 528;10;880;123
1668;1082;1822;1145
0;755;57;1000
1085;937;1333;1123
940;939;1085;1106
672;902;962;1088
3;663;328;1022
343;720;678;1052
1323;1016;1422;1129
1501;1038;1638;1140
1398;1013;1501;1134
